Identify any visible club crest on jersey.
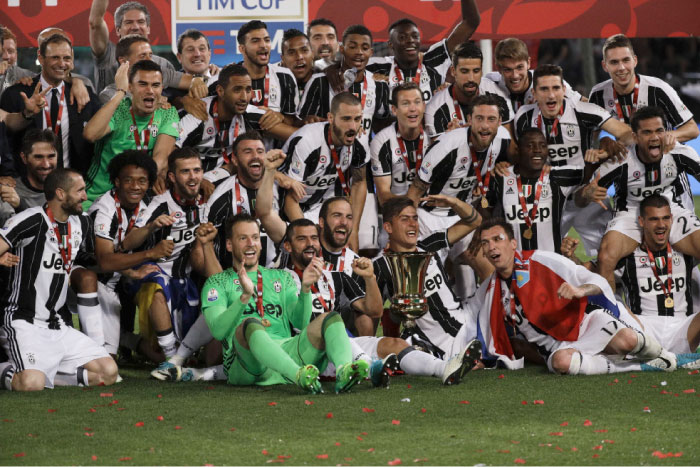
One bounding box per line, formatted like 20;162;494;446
541;185;550;198
566;125;575;137
270;88;278;103
664;164;674;178
207;288;218;302
673;254;681;266
150;125;158;137
274;280;281;293
27;352;35;365
366;97;374;108
647;170;659;183
252;89;263;103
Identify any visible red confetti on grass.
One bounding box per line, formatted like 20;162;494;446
406;384;412;389
533;400;544;405
117;408;126;411
335;442;341;446
262;450;269;455
594;429;608;433
157;416;164;421
356;436;364;441
689;370;699;375
268;402;277;406
583;419;593;426
361;432;368;435
652;451;683;459
91;455;98;461
571;447;578;452
459;400;470;405
498;374;505;379
366;448;375;452
344;457;353;462
13;453;25;458
84;432;94;437
88;408;96;413
521;401;527;405
498;450;511;453
592;454;600;458
514;458;526;464
3;419;14;422
593;445;603;450
387;458;402;465
118;457;132;461
134;422;144;427
630;427;637;432
206;386;215;390
316;454;328;459
683;389;696;393
643;406;651;413
560;422;569;426
100;392;113;397
549;432;563;436
420;408;426;413
304;400;313;406
157;394;162;398
362;408;375;413
229;428;236;431
277;455;291;459
47;409;57;413
603;439;615;444
391;420;400;425
174;426;182;430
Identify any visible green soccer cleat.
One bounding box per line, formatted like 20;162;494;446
296;364;322;394
370;354;399;388
335;360;370;394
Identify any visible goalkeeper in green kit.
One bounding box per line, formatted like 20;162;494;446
200;213;369;394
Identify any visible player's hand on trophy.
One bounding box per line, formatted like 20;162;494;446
351;257;374;278
557;282;586;300
196;222;218;245
301;256;325;291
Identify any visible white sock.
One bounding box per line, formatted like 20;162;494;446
77;293;104;346
631;331;663;360
574;354;641;375
54;366;89;387
0;362;15;391
397;347;444;377
156;329;178;358
350;339;371;364
186;365;225;381
173;314;213;364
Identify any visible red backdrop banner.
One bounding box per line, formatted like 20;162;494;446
1;0;697;48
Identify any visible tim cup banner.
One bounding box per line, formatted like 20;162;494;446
1;0;698;48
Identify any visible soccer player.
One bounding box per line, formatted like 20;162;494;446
0;169;118;391
366;0;481;103
486;37;583;113
237;20;298;123
577;106;700;291
308;19;339;70
88;150;172;358
371;82;430;205
83;60;179;203
615;195;700;355
281;29;317;99
589;34;698;143
461;217;677;374
425;41;513;139
121;148;207;360
297;24;391;142
373;195;482;359
177;64;295;173
283;92;367;251
484;128;600;253
201;213;369;394
408;94;512;264
514;64;634;255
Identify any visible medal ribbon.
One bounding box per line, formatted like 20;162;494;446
451;85;467;125
613;75;640;121
396;125;424;174
346;74;368;111
43;85;65;135
394;57;422;85
113;192;139;249
515;171;546;230
536;103;564;140
645;243;673;301
212;99;240;164
468;131;495;202
255;269;265;318
294;266;335;313
327;130;351;196
45;205;72;274
130;107;155;150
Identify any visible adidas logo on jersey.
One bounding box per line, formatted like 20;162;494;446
506;187;515;195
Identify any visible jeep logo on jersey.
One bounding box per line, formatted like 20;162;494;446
42;252;64;271
171;227;196;243
424;271;443;293
393;171;415;185
448;178;475;190
640;276;685;293
548;145;579;160
244;302;282;318
505;204;551;222
307;176;337;188
630;186;663;199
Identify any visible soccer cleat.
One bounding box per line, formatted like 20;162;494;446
296;364;322;394
676;353;700;370
335;360;370;394
180;368;195;382
640;349;677;372
150;361;181;381
442;339;482;385
370;354;399;388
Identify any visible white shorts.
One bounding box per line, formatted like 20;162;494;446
546;309;628;372
0;319;109;389
636;313;698;354
358;194;380;251
561;198;612;256
417;208;472;261
606;205;700;244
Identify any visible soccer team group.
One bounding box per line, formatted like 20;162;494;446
0;0;699;394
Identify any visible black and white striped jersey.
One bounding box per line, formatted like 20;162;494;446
370;123;430;196
486;166;584;253
366;39;452;104
514;97;611;168
285;267;364;320
177;96;265;172
596;143;700;214
417;126;511;216
205;174;277;267
248;62;299;115
281;122;368;214
616;245;694;317
135;191;205;279
373;230;467;358
89;190;149;289
484;70;583;113
0;206;92;328
296;69;390;148
589;74;694;128
424;80;514;139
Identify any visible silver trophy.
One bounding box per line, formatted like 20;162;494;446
385;251;434;330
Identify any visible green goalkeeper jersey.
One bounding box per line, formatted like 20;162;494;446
201;266;312;347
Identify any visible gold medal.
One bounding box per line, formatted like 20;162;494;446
481;198;489;209
523;227;533;239
664;296;674;308
261;318;271;327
